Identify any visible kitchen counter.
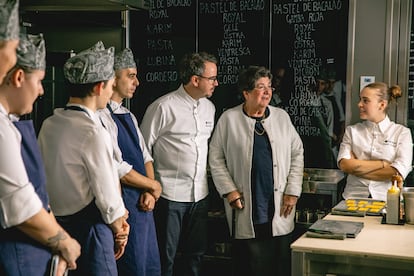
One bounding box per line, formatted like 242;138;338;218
291;214;414;276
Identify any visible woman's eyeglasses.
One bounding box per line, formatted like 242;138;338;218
255;85;275;92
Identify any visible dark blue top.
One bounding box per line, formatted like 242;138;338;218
244;107;275;225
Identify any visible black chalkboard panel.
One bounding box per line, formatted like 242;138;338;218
198;0;270;117
271;0;349;168
129;0;349;169
130;1;197;121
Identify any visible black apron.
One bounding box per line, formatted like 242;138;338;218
107;104;160;276
0;120;52;275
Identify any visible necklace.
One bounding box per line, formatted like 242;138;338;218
254;114;266;136
242;105;267;136
254;123;265;135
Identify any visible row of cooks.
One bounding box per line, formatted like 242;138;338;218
1;1;413;276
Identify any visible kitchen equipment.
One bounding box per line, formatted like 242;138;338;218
306;231;346;240
331;198;386;216
402;187;414;224
308;219;364;238
302;168;345;206
295;169;346;240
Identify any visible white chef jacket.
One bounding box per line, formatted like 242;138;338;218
140;85;215;202
98;101;153;179
0;103;43;228
338;116;413;201
38;104;126;224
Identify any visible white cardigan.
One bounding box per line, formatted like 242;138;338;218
209;104;304;239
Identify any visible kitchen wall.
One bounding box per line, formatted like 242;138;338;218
21;0;413;125
20;0;414;171
346;0;411;126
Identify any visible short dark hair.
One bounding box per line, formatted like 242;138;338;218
65;80;110;98
237;66;272;93
179;52;217;84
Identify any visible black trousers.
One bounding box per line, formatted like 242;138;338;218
154;197;209;276
232;224;292;276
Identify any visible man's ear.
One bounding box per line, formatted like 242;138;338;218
93;81;105;96
191;75;201;87
7;68;24;88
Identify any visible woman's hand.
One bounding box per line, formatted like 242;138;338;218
280;194;298;218
226;190;244;209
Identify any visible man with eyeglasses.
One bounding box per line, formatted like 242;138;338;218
141;51;218;276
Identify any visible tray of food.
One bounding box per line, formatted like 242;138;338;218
331;198;386;216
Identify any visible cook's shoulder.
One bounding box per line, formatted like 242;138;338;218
154;90;178;103
146;90;181;112
48;108;101;133
392;121;411;132
200;97;215;111
344;121;365;132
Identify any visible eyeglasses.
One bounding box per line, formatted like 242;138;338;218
255;85;275;92
196;75;218;82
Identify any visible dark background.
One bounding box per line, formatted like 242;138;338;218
22;0;349;169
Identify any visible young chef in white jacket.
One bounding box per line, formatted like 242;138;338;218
98;48;161;275
0;29;80;276
338;82;413;201
38;41;129;276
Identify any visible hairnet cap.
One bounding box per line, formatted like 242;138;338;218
64;41;115;84
0;0;20;41
114;48;136;70
17;33;46;70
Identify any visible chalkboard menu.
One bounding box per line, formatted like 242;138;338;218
130;0;349;169
130;0;197;121
271;0;348;168
198;0;270;116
